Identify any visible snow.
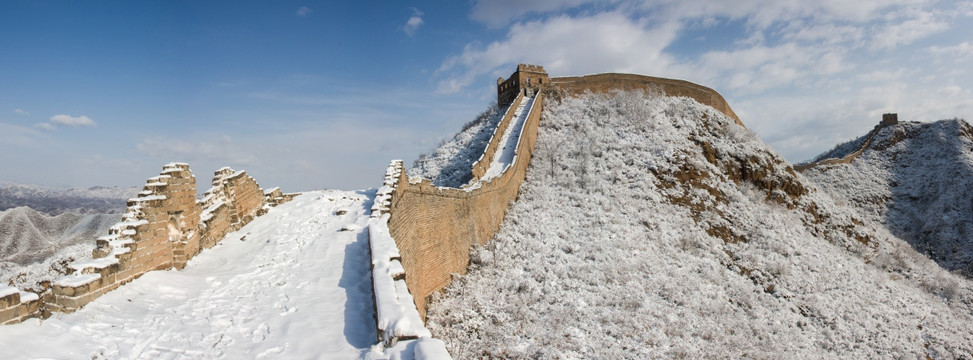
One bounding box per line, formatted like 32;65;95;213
0;190;383;359
129;194;166;202
370;214;432;343
803;119;973;276
369;217;401;264
424;90;973;358
0;285;17;298
68;256;119;272
409;105;503;187
481;94;535;181
18;291;38;302
54;273;100;287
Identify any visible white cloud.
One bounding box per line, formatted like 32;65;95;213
929;41;973;58
49;114;96;127
470;0;596;27
404;8;424;36
137;135;257;166
437;12;681;93
869;8;949;50
35;123;55;131
14;109;29;116
296;6;311;17
440;0;973;163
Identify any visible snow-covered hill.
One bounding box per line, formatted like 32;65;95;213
803;119;973;276
408;104;502;187
0;182;137;215
422;91;973;358
0;207;119;291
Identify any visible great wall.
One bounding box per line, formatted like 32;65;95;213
0;64;744;351
367;64;743;346
794;113;899;171
0;163;296;324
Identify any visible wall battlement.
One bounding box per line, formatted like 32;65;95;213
551;73;742;126
497;63;550;108
0;163;296;324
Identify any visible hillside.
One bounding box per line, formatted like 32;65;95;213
0;183;137;215
0;207;118;291
421;90;973;358
408;104;503;187
802;119;973;276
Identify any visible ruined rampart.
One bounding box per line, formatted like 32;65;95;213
552;73;743;126
0;163;295;324
385;92;543;319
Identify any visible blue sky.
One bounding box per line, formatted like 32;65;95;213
1;1;972;191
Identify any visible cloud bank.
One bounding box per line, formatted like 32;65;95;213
443;0;973;162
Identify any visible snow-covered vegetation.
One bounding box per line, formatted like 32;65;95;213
804;119;973;276
424;90;973;358
409;104;502;187
0;183;137;215
0;207;118;292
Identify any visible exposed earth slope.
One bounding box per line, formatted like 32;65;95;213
803;119;973;276
422;90;973;358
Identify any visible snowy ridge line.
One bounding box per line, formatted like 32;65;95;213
367;160;452;359
550;72;743;126
795;119;899;171
0;163;296;325
470;91;525;181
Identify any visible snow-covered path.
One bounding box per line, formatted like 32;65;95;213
481;94;535;181
0;190;377;359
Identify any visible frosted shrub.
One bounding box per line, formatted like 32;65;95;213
424;91;973;359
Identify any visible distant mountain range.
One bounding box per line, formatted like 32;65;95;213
0;182;137;215
0;182;134;290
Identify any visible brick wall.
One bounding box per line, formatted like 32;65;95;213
551;73;743;126
471;92;525;180
387;92;544;319
0;163;291;324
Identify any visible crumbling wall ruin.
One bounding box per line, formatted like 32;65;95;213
0;163;295;324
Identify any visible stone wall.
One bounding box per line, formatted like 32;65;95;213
0;287;41;325
386;92;544;319
470;92;525;180
0;163;294;324
795;116;899;171
551;73;743;126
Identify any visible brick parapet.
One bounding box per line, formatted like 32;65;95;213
551;73;742;126
471;91;525;180
386;92;543;319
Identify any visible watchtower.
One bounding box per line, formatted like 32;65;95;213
881;113;899;127
497;64;550;108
